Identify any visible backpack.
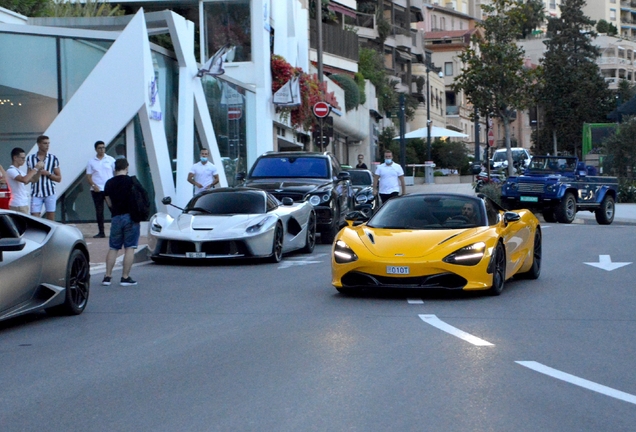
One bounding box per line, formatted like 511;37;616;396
129;176;150;222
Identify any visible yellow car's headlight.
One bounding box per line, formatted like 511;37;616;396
334;240;358;263
443;242;486;266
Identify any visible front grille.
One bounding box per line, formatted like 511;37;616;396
201;240;250;256
518;183;544;193
341;271;467;289
162;240;196;254
271;192;304;202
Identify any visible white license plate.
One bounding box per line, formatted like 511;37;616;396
520;196;538;202
186;252;206;258
386;266;410;275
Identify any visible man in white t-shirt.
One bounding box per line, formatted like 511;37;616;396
86;140;116;238
6;147;43;214
188;148;219;195
373;150;406;206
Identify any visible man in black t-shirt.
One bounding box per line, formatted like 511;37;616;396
102;158;140;287
355;154;368;169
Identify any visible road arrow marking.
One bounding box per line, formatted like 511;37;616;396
419;314;493;346
584;255;632;271
516;361;636;405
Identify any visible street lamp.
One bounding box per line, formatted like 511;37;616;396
426;63;443;161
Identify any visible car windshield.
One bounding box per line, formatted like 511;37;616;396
250;156;329;179
347;170;372;186
185;191;266;215
492;151;507;162
527;157;577;173
367;195;485;229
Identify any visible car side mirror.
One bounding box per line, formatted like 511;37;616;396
503;211;520;224
281;197;294;206
162;197;172;205
344;210;369;226
338;171;351;181
0;238;26;262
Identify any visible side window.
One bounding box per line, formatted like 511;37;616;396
330;156;340;180
266;195;279;212
483;199;500;226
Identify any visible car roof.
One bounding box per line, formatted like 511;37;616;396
259;151;331;158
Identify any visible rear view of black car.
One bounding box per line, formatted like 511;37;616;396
237;152;352;244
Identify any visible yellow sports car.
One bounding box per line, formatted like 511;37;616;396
331;193;541;296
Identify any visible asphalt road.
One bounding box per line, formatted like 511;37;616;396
1;224;636;431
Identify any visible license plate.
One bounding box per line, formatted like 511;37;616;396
386;266;410;275
186;252;206;258
520;196;538;202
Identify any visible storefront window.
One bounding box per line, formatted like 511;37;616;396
205;0;251;62
60;38;112;108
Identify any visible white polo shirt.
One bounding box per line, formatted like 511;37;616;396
375;162;404;194
190;161;219;194
86;154;116;191
6;165;30;207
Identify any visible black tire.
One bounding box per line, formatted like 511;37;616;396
50;249;90;315
267;223;284;263
301;212;317;253
519;229;541;279
542;207;557;223
487;242;506;296
595;195;615;225
336;287;358;296
320;205;340;245
555;192;576;224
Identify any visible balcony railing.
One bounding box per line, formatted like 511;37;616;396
446;105;460;116
309;22;359;62
344;12;374;29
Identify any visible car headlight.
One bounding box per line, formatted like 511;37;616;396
308;194;330;206
509;183;518;191
443;242;486;266
355;194;368;204
546;184;556;192
334;240;358;263
246;216;274;233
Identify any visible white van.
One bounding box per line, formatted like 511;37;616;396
490;148;531;170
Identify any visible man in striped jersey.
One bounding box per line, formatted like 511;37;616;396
27;135;62;221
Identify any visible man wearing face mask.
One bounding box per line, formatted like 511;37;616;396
373;150;406;206
188;148;219;195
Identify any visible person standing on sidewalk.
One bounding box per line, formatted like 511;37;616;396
187;148;219;195
6;147;43;213
27;135;61;220
373;150;406;205
86;141;115;238
355;154;368;169
102;158;140;286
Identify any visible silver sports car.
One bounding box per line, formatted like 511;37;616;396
0;210;90;322
148;187;317;262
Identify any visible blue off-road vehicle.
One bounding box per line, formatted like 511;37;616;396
501;155;618;224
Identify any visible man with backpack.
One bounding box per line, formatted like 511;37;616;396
102;158;146;286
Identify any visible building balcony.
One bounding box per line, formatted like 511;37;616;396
446;105;460;116
309;22;359;62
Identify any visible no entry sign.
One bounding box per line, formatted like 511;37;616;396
228;106;242;120
313;102;330;118
487;130;495;147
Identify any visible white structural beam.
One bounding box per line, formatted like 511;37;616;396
31;10;175;213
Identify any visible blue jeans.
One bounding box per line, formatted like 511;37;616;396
109;214;140;250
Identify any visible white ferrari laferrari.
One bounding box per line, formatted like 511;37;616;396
148;188;316;263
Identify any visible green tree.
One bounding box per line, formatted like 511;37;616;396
596;19;618;36
511;0;546;39
432;140;470;173
616;79;636;107
453;0;536;176
41;0;123;17
538;0;613;157
330;74;360;111
602;116;636;180
0;0;48;16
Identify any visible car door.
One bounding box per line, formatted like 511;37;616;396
0;213;44;313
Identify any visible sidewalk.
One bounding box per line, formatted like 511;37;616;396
72;222;149;273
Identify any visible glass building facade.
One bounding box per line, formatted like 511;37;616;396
0;21;255;223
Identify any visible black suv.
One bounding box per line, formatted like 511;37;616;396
238;152;352;244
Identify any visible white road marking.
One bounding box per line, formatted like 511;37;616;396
407;299;424;304
419;314;494;346
516;361;636;405
277;253;328;269
584;255;632;271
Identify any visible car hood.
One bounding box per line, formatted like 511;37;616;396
352;185;373;195
163;213;268;239
353;226;489;258
245;179;332;194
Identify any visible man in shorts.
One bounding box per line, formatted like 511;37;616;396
103;158;140;286
27;135;61;220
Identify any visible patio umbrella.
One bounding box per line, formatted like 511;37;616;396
393;126;468;140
